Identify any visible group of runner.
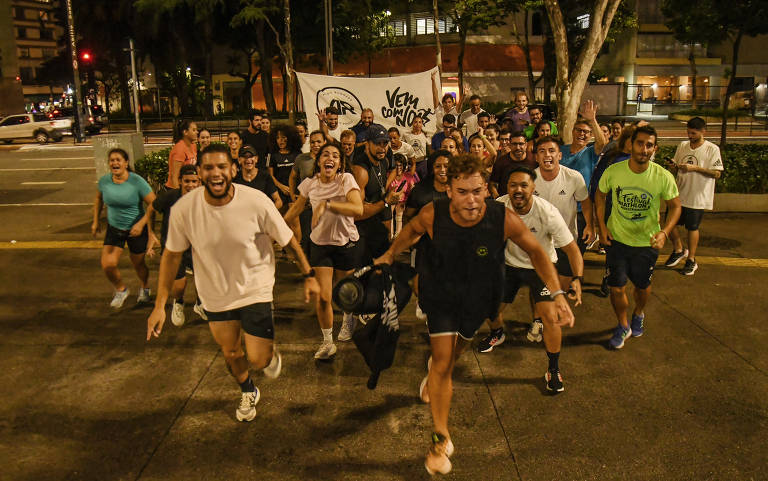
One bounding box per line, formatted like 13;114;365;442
90;92;722;475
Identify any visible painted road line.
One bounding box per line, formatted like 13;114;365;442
584;252;767;269
21;181;67;185
0;240;102;249
0;167;94;171
0;203;90;207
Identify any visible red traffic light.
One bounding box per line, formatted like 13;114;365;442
81;52;91;61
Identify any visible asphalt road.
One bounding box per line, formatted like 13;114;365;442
1;144;767;480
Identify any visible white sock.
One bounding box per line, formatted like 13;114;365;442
321;328;333;343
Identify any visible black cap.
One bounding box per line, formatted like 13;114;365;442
366;124;389;144
240;145;257;157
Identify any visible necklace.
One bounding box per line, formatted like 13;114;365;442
371;160;386;195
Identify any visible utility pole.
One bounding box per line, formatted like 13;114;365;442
64;0;84;142
128;38;140;133
324;0;333;76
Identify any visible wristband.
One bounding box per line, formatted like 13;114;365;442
303;268;316;279
549;289;567;300
572;276;583;283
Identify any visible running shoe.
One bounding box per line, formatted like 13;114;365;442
110;288;130;309
235;387;260;422
477;329;505;353
631;313;644;337
171;302;185;327
545;369;565;393
586;235;600;251
608;324;632;349
664;248;688;267
314;341;337;360
193;301;208;321
425;433;452;475
415;304;427;321
419;375;430;403
526;319;544;343
682;259;698;276
337;313;356;342
263;350;282;379
137;288;151;304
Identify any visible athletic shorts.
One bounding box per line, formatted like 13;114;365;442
175;250;193;280
310;240;361;271
677;207;704;231
605;240;658;289
503;265;552;304
426;311;487;341
554;248;574;277
104;224;148;254
204;302;275;339
576;211;587;254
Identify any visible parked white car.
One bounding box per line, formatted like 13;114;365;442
0;113;70;144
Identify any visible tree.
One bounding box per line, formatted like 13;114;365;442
509;1;543;100
661;0;723;109
542;0;622;143
433;0;443;73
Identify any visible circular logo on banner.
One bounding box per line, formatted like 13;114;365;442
316;87;364;130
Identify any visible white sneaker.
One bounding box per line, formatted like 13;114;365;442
110;288;130;309
137;288;151;304
419;375;430;403
263;350;282;379
337;313;356;342
415;304;427;320
527;319;544;343
314;341;337;360
171;302;185;327
193;302;208;321
235;388;260;422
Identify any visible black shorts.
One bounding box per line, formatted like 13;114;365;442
204;302;275;339
426;311;488;341
576;211;587;254
503;265;552;304
677;207;704;231
605;240;658;289
554;248;574;277
175;250;193;280
356;219;391;263
104;224;148;254
309;240;362;271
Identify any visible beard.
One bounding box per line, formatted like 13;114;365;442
204;178;233;199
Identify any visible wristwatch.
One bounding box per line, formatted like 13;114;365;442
572;276;583;283
549;289;567;300
303;268;316;279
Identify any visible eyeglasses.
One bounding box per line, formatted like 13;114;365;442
499;138;511;142
574;128;592;135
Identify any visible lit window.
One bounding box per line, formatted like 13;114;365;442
577;14;590;29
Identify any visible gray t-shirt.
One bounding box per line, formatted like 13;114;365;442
292;153;316;189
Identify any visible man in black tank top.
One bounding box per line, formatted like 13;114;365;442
352;124;401;262
375;155;573;476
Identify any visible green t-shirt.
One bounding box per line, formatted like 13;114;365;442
524;121;558;140
98;172;153;231
598;161;678;247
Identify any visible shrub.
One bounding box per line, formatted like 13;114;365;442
656;143;768;194
134;147;171;191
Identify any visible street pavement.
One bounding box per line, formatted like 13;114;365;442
0;146;767;480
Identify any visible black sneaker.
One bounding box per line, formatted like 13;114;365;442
599;275;610;297
664;249;688;267
682;259;698;276
477;329;506;353
545;370;564;393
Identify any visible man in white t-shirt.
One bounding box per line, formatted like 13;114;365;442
458;94;485;137
388;126;416;160
431;70;461;134
318;106;342;142
147;144;320;423
401;115;429;161
663;117;723;276
477;166;582;394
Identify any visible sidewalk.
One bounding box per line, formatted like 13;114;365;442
0;213;767;480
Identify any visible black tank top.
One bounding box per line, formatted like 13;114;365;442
419;197;506;322
354;152;391;225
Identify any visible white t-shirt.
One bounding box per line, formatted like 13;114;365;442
434;105;458;133
459;108;485;137
534;165;589;239
301;138;310;153
166;185;294;312
298;172;361;246
391;140;416;160
327;125;342;142
673;140;723;210
497;195;573;269
401;131;429;159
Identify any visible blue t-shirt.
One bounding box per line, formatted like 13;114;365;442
561;144;599;213
98;172;153;231
431;131;469;152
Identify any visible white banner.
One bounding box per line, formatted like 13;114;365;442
296;67;440;135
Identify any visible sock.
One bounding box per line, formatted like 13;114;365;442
547;351;560;372
533;317;543;325
321;328;333;343
239;377;255;393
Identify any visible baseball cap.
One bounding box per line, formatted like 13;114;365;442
239;145;257;157
366;124;389;144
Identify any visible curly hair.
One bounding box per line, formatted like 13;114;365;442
269;124;302;153
447;154;487;184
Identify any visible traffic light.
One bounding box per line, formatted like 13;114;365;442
80;51;91;62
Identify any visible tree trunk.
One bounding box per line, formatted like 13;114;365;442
543;0;621;143
433;0;442;73
720;30;743;148
688;48;698;109
117;64;131;115
457;28;467;111
256;19;277;112
284;0;296;121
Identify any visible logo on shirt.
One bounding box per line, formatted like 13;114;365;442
540;286;551;296
559;190;567;195
615;185;653;221
476;246;489;257
713;159;723;167
682;154;698;166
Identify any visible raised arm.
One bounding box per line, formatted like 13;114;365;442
374;202;433;265
580;100;606;155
